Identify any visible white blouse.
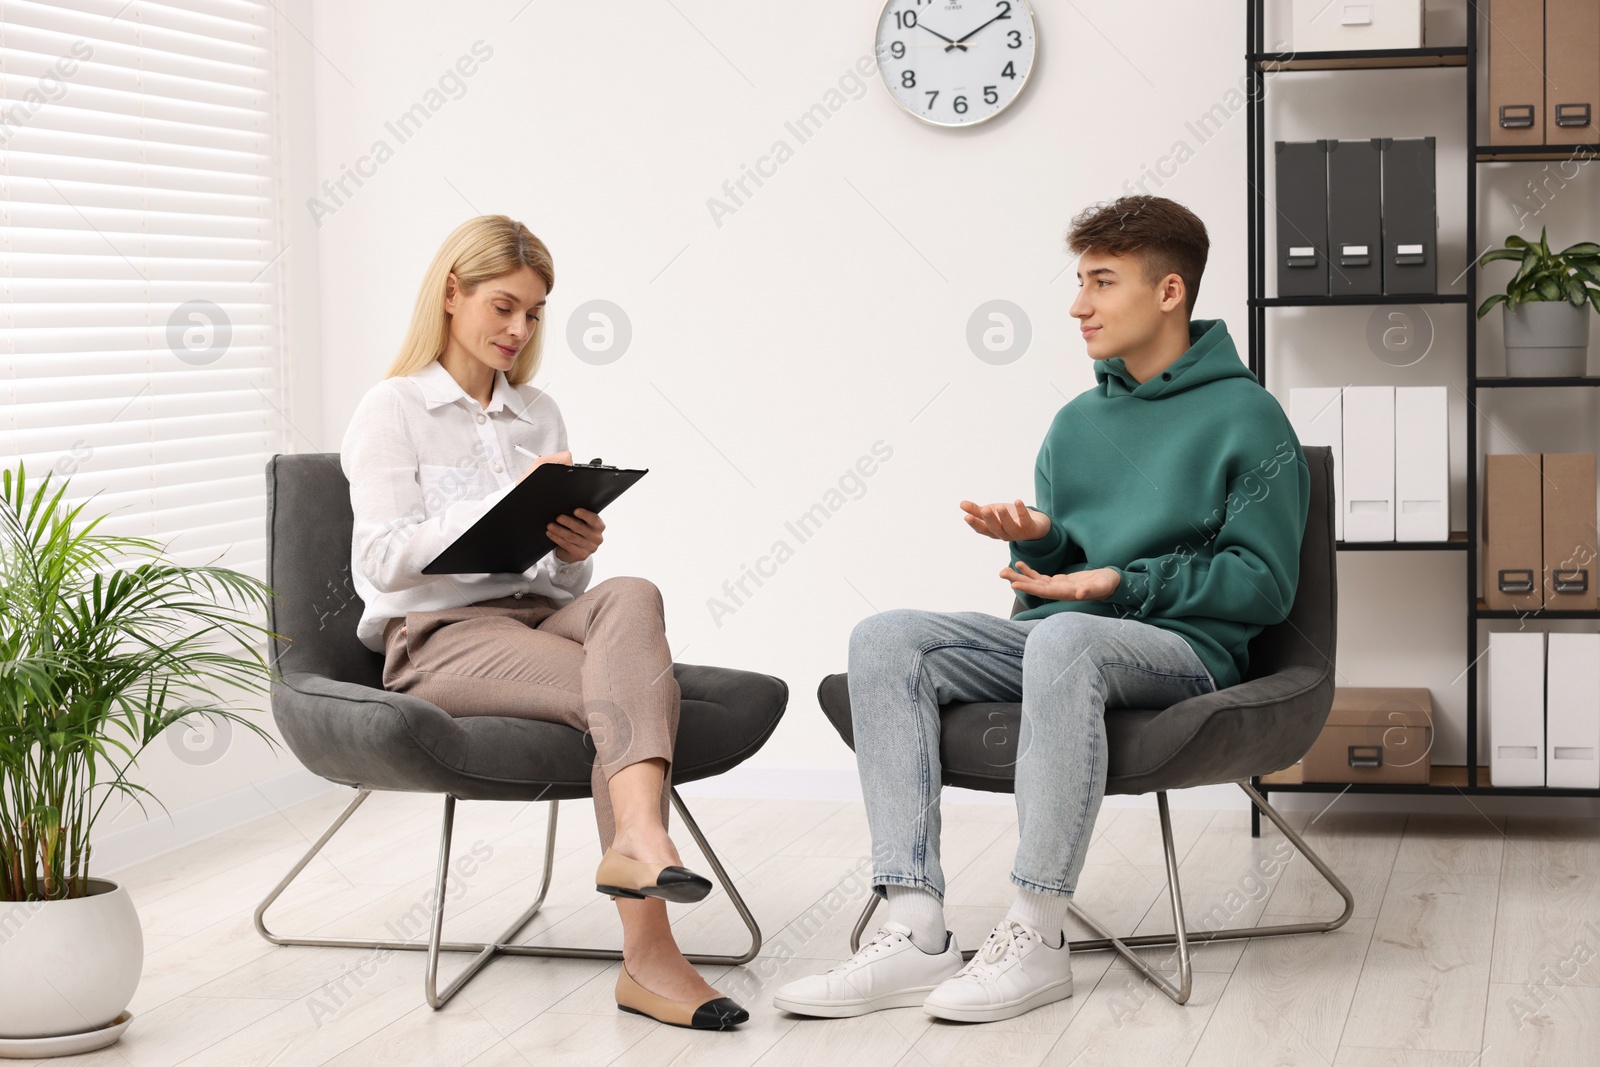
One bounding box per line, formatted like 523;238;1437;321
339;359;594;653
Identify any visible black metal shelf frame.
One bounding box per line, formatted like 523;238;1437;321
1244;2;1600;828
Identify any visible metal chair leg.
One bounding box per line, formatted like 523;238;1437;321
255;786;763;1010
847;781;1354;1006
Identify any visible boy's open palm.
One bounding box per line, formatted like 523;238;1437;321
960;498;1051;541
1001;561;1122;602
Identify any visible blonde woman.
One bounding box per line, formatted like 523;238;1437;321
339;215;748;1030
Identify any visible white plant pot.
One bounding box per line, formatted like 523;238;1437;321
1503;300;1593;377
0;878;143;1042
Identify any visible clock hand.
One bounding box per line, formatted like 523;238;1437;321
947;13;1008;49
917;23;967;51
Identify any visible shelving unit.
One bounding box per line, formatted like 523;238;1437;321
1243;2;1600;833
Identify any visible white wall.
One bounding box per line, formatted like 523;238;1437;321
281;1;1600;815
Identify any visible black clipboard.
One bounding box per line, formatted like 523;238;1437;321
421;461;648;575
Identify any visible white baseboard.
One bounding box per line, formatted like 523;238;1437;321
95;767;339;875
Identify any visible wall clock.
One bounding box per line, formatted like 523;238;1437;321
874;0;1037;127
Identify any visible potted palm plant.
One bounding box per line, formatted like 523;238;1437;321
1477;227;1600;377
1;461;279;1056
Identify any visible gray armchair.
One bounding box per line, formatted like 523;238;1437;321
816;445;1351;1004
256;453;789;1008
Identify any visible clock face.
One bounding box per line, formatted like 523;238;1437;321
875;0;1037;127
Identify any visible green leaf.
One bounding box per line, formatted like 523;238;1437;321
1477;292;1509;319
1505;234;1531;249
1479;248;1526;266
1590;287;1600;315
1511;248;1543;288
1558;241;1600;258
1536;276;1563;301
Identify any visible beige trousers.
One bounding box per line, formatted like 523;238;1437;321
381;576;680;851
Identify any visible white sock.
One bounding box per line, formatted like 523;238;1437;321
885;885;947;953
1006;886;1070;948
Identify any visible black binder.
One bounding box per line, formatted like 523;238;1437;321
421;461;648;575
1275;140;1331;298
1381;137;1437;296
1327;139;1383;298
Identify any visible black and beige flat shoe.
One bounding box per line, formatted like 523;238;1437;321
595;848;712;903
615;964;748;1030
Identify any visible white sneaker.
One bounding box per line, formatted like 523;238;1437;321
771;920;963;1018
923;918;1074;1023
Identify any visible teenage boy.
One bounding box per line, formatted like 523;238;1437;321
774;195;1309;1023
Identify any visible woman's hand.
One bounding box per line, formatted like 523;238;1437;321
518;450;572;483
961;498;1051;542
1001;561;1121;601
549;508;604;564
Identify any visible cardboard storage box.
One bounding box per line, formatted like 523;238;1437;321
1542;453;1598;611
1302;687;1434;784
1546;0;1600;142
1487;0;1546;145
1483;452;1544;610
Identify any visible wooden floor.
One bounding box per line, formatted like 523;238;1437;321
24;788;1600;1066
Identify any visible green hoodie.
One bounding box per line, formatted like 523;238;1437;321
1010;318;1309;691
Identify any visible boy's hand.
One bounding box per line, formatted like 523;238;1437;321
960;498;1052;542
1001;561;1121;602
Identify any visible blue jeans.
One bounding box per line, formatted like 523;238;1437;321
849;608;1217;902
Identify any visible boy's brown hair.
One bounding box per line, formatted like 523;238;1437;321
1066;196;1210;317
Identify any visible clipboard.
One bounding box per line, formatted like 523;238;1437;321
421;461;648;575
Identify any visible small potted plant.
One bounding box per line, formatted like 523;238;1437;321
1;461;279;1057
1477;227;1600;377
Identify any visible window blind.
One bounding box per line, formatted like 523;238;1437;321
1;0;286;582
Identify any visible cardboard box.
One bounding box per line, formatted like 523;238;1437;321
1395;386;1449;542
1541;453;1599;611
1483;452;1544;610
1292;1;1424;52
1489;630;1546;787
1302;687;1434;784
1547;632;1600;789
1488;0;1546;145
1546;0;1600;142
1343;386;1395;541
1290;388;1346;542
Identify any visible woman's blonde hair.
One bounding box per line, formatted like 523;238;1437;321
385;215;555;385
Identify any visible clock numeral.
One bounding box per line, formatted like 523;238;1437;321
890;40;905;60
953;95;968;115
902;69;917;88
983;85;999;105
1001;60;1017;79
1007;29;1022;48
895;10;918;29
924;90;940;110
996;1;1012;17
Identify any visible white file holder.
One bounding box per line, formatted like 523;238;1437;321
1395;386;1449;542
1289;387;1346;542
1547;632;1600;789
1489;630;1546;788
1342;385;1395;541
